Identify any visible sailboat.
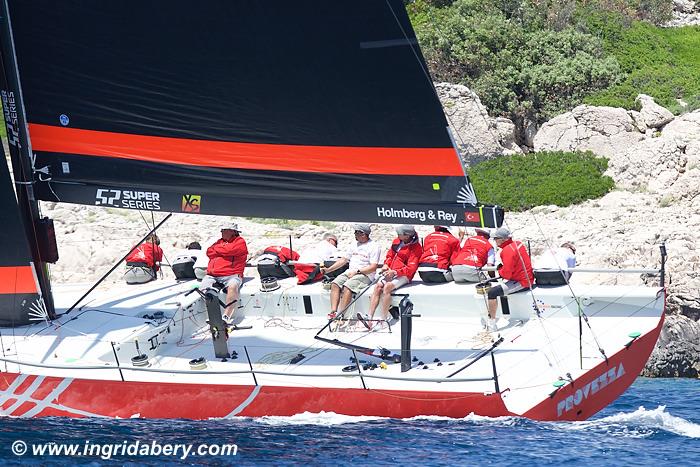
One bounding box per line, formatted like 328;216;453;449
0;0;664;420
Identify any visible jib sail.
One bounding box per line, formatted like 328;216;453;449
0;0;55;324
4;0;503;227
0;155;51;324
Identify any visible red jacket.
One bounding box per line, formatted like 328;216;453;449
126;242;163;271
384;237;423;281
263;246;299;263
206;236;248;276
499;238;534;287
419;231;459;270
451;235;492;268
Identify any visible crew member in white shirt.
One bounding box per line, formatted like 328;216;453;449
321;224;381;319
534;242;576;281
297;232;340;264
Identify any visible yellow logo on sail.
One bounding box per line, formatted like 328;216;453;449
182;194;201;213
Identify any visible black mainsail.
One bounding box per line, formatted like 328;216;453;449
3;0;503;227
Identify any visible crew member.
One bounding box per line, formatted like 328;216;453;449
200;224;248;325
362;225;422;329
321;224;381;319
486;228;534;331
125;233;163;284
451;228;495;282
417;226;459;283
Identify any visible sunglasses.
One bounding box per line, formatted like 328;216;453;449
354;230;367;235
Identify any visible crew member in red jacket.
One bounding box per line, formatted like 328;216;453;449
125;233;163;284
201;224;249;324
361;225;422;329
451;228;495;282
487;227;534;331
417;226;460;283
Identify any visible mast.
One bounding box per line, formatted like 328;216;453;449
0;0;56;321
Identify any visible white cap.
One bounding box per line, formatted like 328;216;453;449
221;223;242;232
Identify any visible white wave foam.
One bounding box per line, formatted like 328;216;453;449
253;411;385;426
406;413;520;426
564;406;700;438
228;411;519;427
216;406;699;436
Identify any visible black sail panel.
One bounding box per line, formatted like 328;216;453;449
0;0;53;325
8;0;504;227
0;154;42;325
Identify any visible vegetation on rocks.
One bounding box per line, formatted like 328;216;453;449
469;151;615;210
408;0;698;137
410;0;623;132
583;21;700;113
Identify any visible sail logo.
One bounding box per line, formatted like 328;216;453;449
456;184;477;204
376;207;458;223
95;189;161;210
1;90;20;148
96;189;121;206
556;363;626;417
182;194;201;213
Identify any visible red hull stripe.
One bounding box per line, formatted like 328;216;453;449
0;266;37;294
28;124;464;176
18;378;510;420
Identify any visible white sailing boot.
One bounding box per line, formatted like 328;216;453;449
487;319;498;332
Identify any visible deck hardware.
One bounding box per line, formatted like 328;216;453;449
625;331;642;349
290;353;305;365
243;346;258;386
131;339;149;367
131;354;149;367
189;357;207;370
111;341;125;381
352;350;367;389
549;379;567;398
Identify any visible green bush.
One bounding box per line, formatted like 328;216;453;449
411;0;623;129
469;151;615;211
583;22;700;111
408;0;690;134
575;0;673;27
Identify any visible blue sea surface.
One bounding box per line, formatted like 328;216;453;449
0;377;697;465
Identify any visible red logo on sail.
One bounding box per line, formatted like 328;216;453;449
464;211;481;223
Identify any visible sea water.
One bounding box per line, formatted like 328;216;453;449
0;378;697;465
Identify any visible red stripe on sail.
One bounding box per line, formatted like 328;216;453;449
28;124;464;176
0;266;37;294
